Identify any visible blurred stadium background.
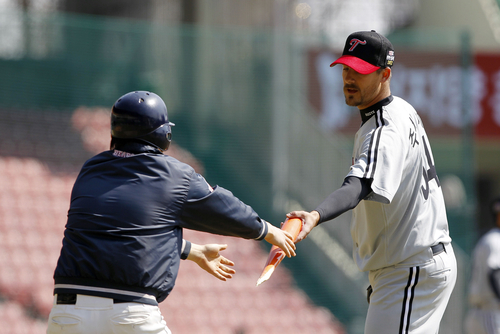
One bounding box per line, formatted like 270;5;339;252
0;0;499;333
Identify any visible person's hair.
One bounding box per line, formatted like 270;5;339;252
110;137;141;150
110;137;122;150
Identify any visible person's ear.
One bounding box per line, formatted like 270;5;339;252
382;68;391;82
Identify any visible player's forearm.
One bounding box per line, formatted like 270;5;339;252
180;186;267;240
315;176;372;224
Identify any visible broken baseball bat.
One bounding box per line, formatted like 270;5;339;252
256;217;302;286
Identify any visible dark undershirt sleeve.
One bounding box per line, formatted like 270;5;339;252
314;176;373;224
489;268;500;301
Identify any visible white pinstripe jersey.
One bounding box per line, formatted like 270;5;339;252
468;227;500;310
347;95;451;271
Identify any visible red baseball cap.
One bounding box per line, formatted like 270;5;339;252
330;30;395;74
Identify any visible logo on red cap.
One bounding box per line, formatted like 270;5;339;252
348;38;367;52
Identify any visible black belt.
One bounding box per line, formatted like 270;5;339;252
56;293;129;305
431;242;445;256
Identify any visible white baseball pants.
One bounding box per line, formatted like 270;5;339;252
46;294;172;334
365;243;457;334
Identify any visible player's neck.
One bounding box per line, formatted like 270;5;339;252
357;84;391;111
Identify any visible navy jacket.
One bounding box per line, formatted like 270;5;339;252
53;142;268;304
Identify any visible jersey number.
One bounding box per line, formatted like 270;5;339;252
421;136;440;200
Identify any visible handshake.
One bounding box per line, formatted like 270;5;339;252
186;218;302;285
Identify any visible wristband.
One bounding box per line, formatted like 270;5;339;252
181;240;191;260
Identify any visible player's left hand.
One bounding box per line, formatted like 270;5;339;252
187;243;236;281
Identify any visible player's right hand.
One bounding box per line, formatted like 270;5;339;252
264;222;296;258
187;243;236;281
286;210;320;243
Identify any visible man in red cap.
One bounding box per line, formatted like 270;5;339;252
288;30;456;333
330;30;395;109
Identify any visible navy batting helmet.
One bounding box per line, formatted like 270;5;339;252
111;91;175;151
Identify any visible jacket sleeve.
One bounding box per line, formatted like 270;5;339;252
179;174;268;240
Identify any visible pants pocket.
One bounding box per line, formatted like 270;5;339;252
47;314;82;334
110;307;169;334
426;251;454;287
111;311;151;325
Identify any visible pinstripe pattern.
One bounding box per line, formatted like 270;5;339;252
363;109;385;179
484;311;497;334
399;266;420;334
